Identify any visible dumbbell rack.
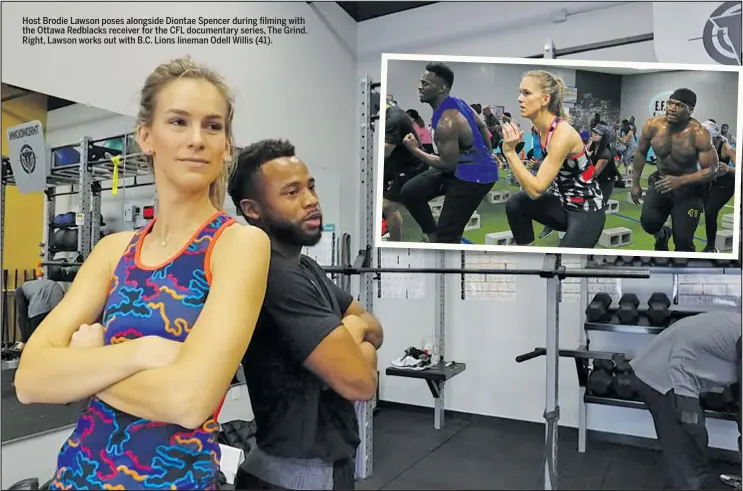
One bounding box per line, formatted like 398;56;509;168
575;256;742;454
2;134;152;281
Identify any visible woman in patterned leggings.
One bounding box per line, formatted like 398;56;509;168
14;57;271;490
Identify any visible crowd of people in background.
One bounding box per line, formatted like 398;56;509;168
398;102;737;247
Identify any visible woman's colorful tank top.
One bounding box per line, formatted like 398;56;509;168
49;210;236;490
540;116;604;212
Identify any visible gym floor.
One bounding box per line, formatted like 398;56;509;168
360;405;739;490
396;164;732;250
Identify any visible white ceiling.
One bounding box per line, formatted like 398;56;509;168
576;66;670;75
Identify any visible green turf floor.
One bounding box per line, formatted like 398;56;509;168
396;164;735;251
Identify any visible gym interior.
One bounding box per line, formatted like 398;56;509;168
2;1;742;490
382;59;740;252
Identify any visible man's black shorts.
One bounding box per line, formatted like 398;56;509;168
384;167;426;203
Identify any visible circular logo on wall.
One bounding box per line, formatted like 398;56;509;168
19;144;36;174
702;2;741;65
649;91;674;117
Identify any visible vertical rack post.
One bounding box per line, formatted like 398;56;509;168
91;183;102;249
541;254;561;490
44;188;56;269
577;255;588;454
433;250;446;429
354;75;377;481
77;137;92;259
541;39;559;490
0;173;5;333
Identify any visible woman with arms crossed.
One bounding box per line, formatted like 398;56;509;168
14;57;271;490
502;70;606;249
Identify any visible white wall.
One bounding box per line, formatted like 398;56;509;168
2;2;738;478
3;0;359;247
359;0;738;454
385;60;576;132
43;103;342;236
621;70;740;134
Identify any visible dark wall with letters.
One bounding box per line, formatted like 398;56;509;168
571;70;622;133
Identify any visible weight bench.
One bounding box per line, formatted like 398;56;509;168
385;361;466;429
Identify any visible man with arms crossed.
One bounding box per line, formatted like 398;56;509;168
382;100;426;241
630;309;741;490
227;139;383;490
399;62;499;244
630;88;718;252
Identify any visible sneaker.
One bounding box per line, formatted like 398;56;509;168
538;227;554;239
654;225;671;251
702;245;719;253
720;474;742;490
390;347;431;371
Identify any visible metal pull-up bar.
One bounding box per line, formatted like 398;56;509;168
322;265;649;279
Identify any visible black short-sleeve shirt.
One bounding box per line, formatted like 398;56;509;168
594;146;618;183
241;252;360;463
385;105;425;176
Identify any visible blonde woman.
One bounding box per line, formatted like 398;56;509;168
502;70;606;248
15;57;271;490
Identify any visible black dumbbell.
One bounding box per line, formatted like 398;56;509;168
654;257;671;266
594;359;615;372
612;357;636;399
617;293;640;325
647;292;671;326
639;256;653;265
621;256;635;266
8;478;40;490
588;367;614;397
588;255;603;266
712;259;732;267
672;257;689;267
586;293;613;322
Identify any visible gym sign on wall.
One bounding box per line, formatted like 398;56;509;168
703;2;741;66
649;90;674;118
5;120;48;194
653;1;741;65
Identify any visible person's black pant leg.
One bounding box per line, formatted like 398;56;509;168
670;184;705;252
640;173;673;235
599;179;614;208
27;313;48;341
332;460;355;490
704;176;735;247
635;376;709;490
435;176;493;243
14;289;31;343
399;168;446;236
559;210;606;249
234;469;288;490
505;191;568;245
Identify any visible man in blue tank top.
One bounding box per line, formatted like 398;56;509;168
398;62;499;244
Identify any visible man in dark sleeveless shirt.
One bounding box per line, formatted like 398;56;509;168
631;89;718;252
398;62;499;244
701;120;737;253
228;139;383;490
382;100;426;241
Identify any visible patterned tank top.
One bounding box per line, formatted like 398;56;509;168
540;116;604;212
50;210;236;491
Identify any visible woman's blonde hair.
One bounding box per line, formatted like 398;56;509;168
137;56;235;209
524;70;571;122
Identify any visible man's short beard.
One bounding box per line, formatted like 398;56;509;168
259;214;322;247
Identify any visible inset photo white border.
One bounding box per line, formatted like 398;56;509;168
374;53;743;260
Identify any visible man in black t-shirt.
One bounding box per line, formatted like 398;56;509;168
228;139;384;490
383;101;426;241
